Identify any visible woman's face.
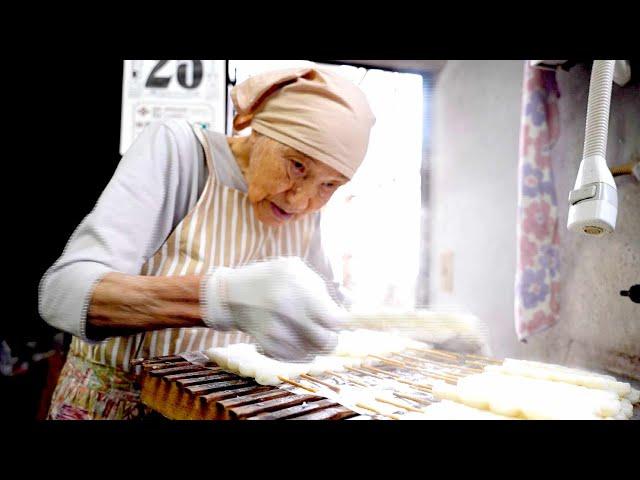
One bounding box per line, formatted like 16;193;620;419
246;134;349;226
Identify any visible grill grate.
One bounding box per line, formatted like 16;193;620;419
134;349;499;420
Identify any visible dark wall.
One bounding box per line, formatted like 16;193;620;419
12;59;124;343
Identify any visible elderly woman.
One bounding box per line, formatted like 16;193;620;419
38;66;375;420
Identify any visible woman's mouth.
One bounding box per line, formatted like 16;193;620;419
270;202;293;221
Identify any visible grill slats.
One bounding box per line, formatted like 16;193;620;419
199;386;272;404
291;406;358;420
217;390;292;411
163;368;223;382
149;365;202;376
177;373;237;387
229;394;321;420
185;379;255;396
248;399;339;420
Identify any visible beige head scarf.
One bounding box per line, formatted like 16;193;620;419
231;67;376;179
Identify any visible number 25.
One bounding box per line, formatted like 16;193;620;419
145;60;203;89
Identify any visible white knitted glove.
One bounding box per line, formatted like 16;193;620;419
201;257;344;362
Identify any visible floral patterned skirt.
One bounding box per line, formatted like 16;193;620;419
48;352;145;420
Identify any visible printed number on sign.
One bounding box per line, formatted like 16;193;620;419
145;60;203;89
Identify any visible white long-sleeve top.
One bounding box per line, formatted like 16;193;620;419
38;120;340;341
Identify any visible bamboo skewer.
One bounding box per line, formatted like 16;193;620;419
362;363;457;385
361;364;435;391
463;353;501;363
355;402;401;420
323;371;426;416
418;362;464;378
277;376;317;393
401;381;433;393
345;365;387;379
457;365;485;374
406;349;459;364
298;370;408;419
318;371;430;413
374;354;462;382
423;366;463;380
367;354;405;367
354;365;433;392
359;365;403;379
327;370;369;387
393;353;452;375
408;347;459;360
404;366;460;383
393;391;432;406
343;365;432;394
300;373;341;393
359;365;436;391
375;396;424;413
271;347;469;398
395;352;436;364
465;360;494;368
431;348;463;359
394;352;472;374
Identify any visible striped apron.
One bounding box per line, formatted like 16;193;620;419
48;124;319;419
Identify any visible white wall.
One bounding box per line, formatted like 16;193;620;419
429;60;524;358
429;60;640;378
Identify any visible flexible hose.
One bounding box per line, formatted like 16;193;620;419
582;60;615;159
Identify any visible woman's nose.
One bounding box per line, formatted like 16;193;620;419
286;185;313;212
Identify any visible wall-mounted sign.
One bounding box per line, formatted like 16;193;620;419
120;60;226;154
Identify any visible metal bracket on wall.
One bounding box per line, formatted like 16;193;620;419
620;285;640;304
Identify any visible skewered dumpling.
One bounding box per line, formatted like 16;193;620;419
205;329;407;386
205;346;232;370
431;373;627;420
492;359;632;397
253;358;311;386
